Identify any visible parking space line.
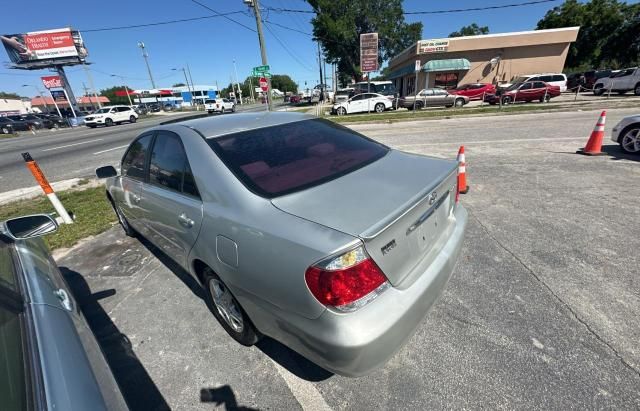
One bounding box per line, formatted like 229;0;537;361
93;145;129;155
268;357;332;411
41;139;103;152
395;136;587;148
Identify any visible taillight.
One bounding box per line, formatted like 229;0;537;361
305;245;389;312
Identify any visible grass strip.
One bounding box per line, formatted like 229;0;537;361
0;186;117;250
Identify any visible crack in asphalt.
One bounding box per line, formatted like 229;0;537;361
470;210;640;378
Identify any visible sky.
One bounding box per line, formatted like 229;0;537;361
0;0;636;99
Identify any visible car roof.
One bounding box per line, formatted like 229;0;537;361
165;112;316;139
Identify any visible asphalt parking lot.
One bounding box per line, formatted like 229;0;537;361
55;107;640;410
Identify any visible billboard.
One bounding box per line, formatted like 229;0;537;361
417;39;450;54
50;90;67;103
41;75;63;89
1;28;88;68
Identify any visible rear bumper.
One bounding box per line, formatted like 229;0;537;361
245;205;468;377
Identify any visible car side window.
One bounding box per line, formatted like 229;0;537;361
553;75;565;82
421;89;434;96
117;107;130;112
520;83;532;90
350;95;364;102
533;82;546;88
148;131;200;198
122;134;153;181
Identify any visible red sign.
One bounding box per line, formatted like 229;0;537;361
360;33;379;73
41;75;63;89
24;31;74;52
259;77;268;92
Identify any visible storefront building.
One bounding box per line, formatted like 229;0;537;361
387;27;579;96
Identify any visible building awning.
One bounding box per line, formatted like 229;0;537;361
387;63;416;79
422;58;470;72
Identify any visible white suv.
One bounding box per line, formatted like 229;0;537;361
504;73;568;92
205;99;235;114
85;105;138;128
594;67;640;96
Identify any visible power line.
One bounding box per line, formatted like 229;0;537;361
80;11;247;33
265;0;560;15
190;0;257;32
263;22;315;71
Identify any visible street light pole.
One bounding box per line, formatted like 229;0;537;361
247;0;272;111
137;41;157;89
233;59;243;105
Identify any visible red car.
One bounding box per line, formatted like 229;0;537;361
289;95;301;104
451;83;496;100
484;81;561;105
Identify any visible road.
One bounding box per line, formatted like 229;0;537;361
0;104;269;193
56;106;640;410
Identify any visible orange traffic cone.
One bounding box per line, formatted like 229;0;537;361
457;146;469;194
577;111;606;156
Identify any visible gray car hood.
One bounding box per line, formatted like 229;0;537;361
271;150;457;237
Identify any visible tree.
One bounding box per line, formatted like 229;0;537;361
172;82;186;87
307;0;423;83
536;0;640;69
270;75;297;93
99;86;134;105
0;91;23;100
449;23;489;38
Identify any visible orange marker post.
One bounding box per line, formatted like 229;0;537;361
22;152;73;224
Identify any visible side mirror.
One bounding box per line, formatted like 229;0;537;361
96;165;117;179
4;214;58;240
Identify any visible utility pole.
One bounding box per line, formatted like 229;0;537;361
111;75;133;106
186;63;198;108
246;0;272;111
82;62;102;109
232;59;243;105
317;42;324;102
82;82;95;112
137;42;157;89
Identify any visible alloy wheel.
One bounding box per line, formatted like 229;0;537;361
621;128;640;153
209;279;244;333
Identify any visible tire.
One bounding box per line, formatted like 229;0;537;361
415;101;424;110
221;107;225;114
207;110;213;114
53;123;60;130
129;115;137;123
337;107;347;116
231;105;236;113
635;84;640;96
202;267;260;346
454;98;465;107
374;103;385;113
105;118;113;127
593;86;605;96
1;126;9;134
502;96;512;105
619;126;640;154
111;200;136;237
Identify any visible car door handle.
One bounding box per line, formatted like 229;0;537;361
178;213;194;228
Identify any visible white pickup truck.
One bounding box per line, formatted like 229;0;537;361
594;67;640;96
205;98;236;114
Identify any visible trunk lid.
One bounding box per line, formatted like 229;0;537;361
271;150;458;286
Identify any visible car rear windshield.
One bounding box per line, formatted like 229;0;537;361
207;119;389;198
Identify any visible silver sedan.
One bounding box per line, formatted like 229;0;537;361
96;112;467;377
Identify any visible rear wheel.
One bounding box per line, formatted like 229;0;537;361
502;96;512;105
374;103;385;113
105;118;113;127
221;107;225;114
129;115;137;123
593;86;605;96
53;123;60;130
231;105;236;113
620;126;640;154
202;267;260;346
635;84;640;96
1;126;9;134
415;101;424;110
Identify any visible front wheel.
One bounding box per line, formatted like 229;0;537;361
634;84;640;96
502;96;512;105
231;105;236;113
221;107;225;114
203;268;260;346
337;107;347;116
1;126;9;134
129;115;137;123
593;87;605;96
454;98;465;107
374;103;385;113
105;118;113;127
620;127;640;154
